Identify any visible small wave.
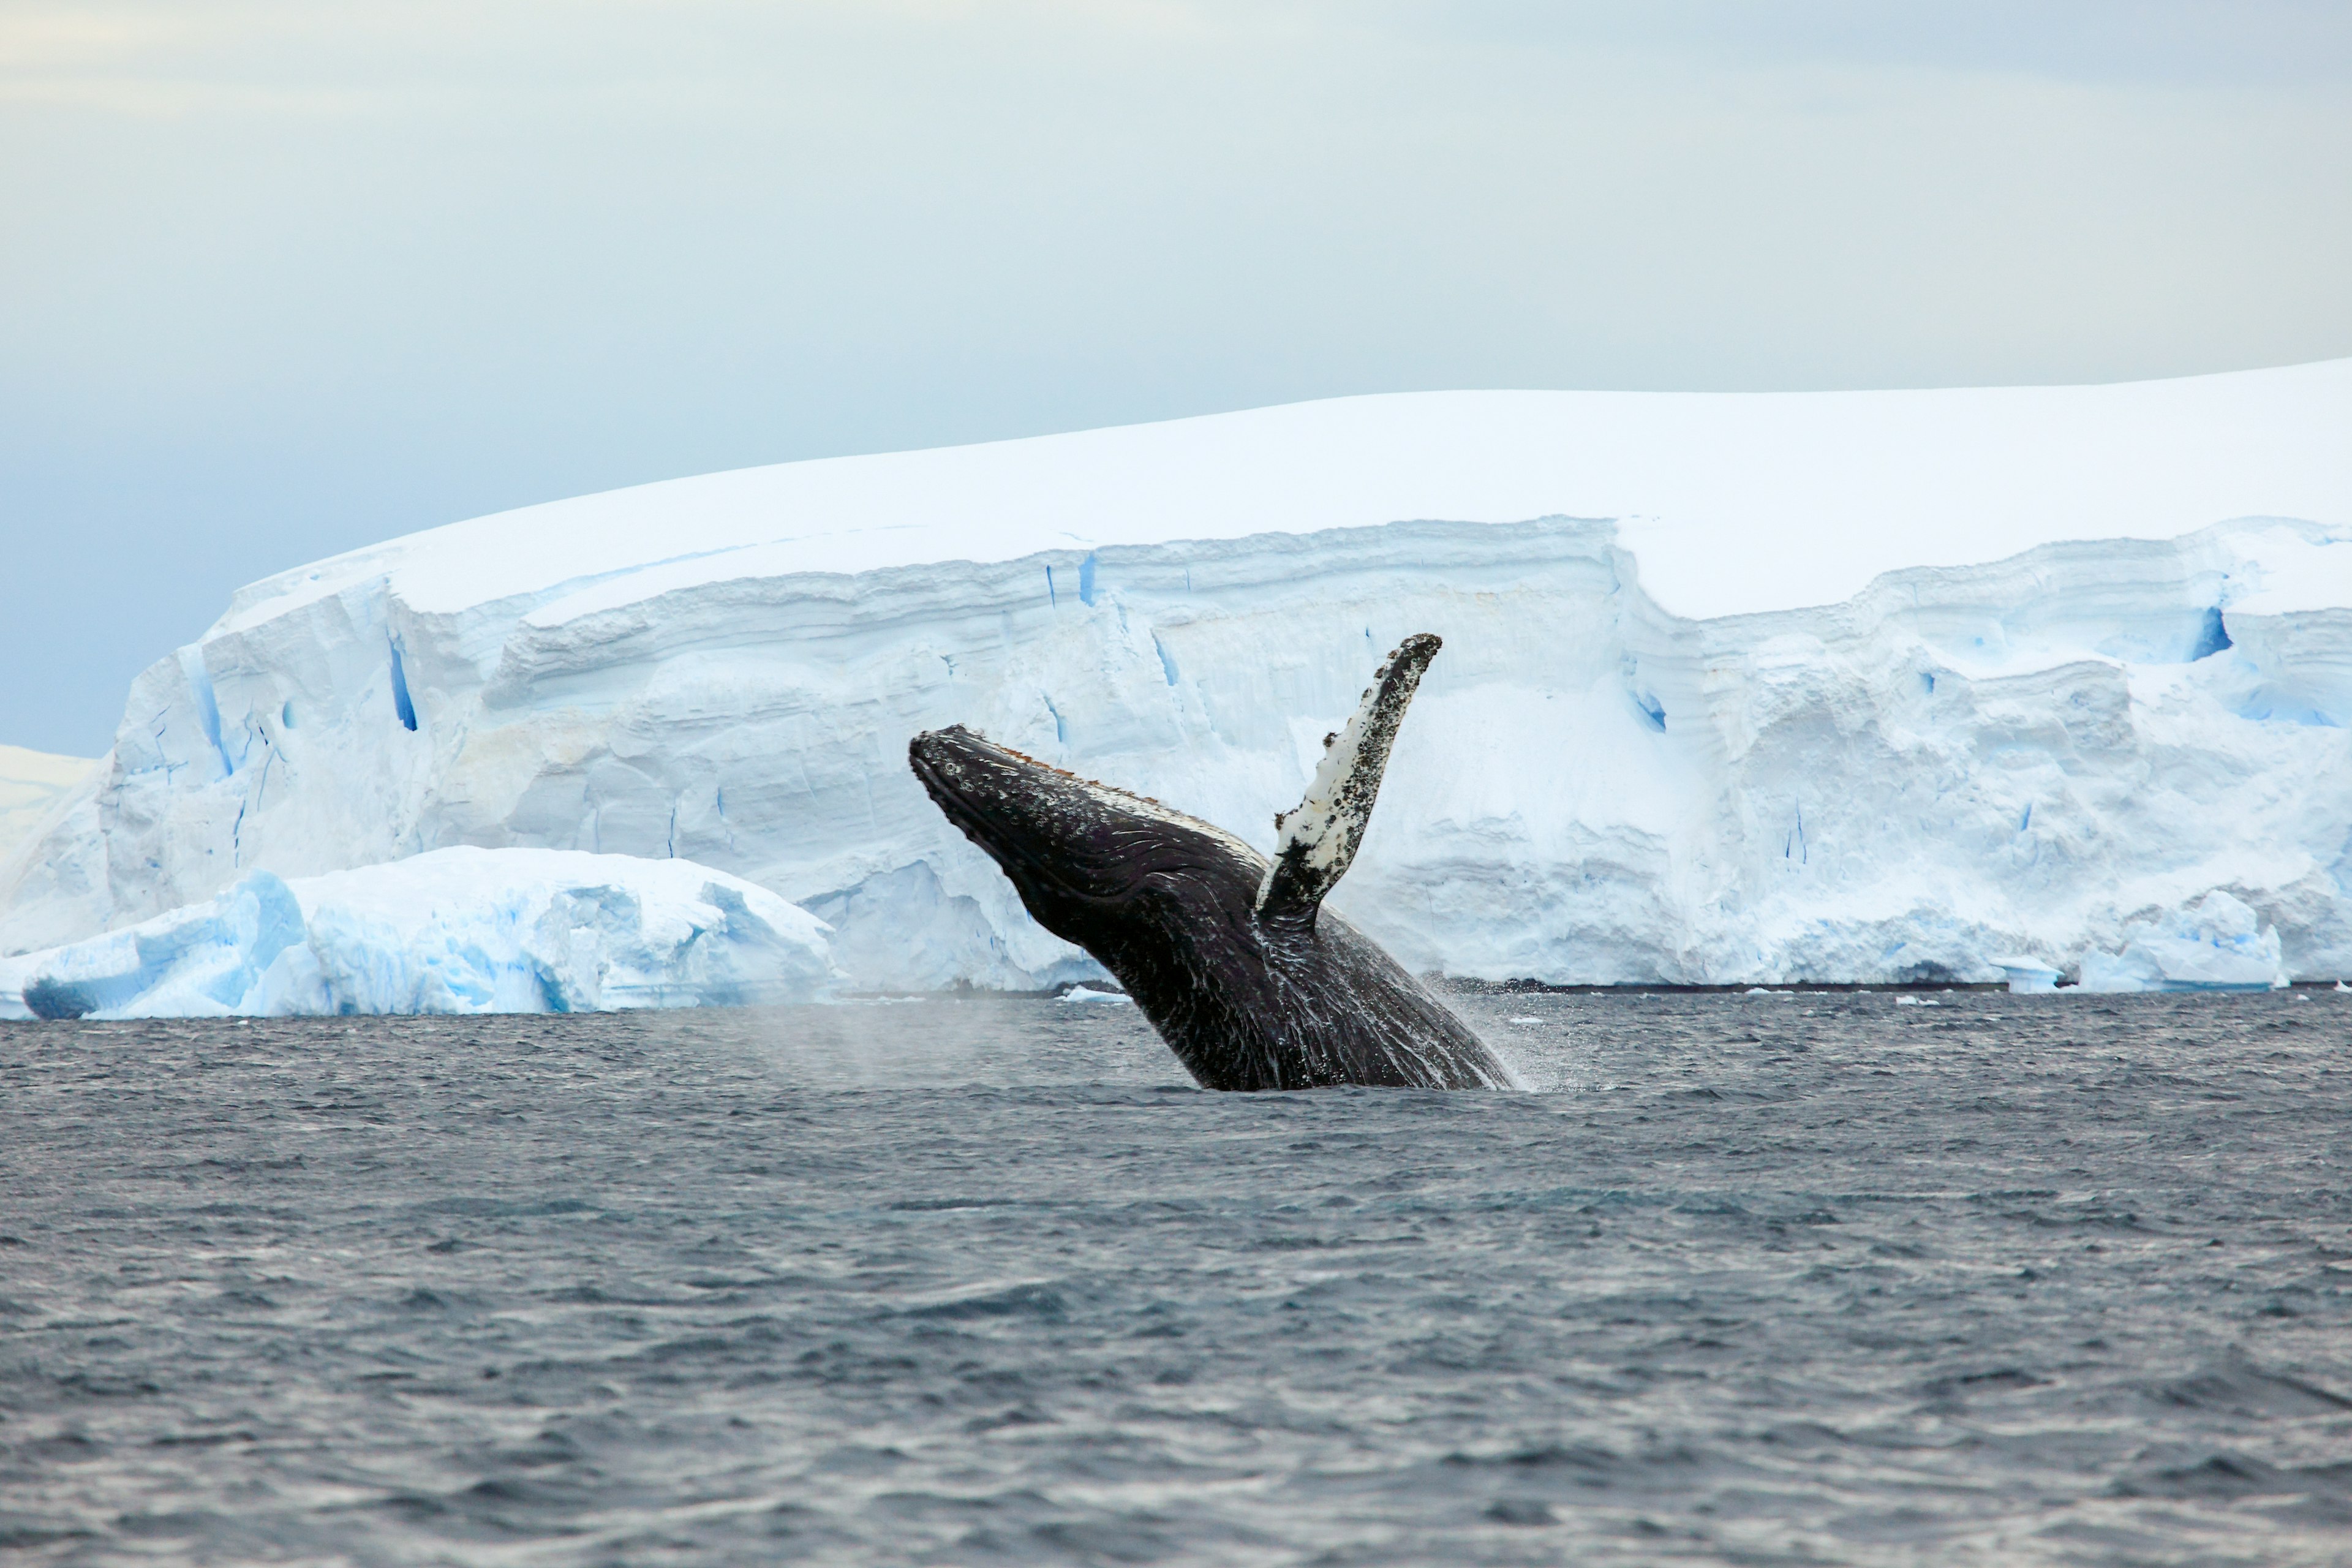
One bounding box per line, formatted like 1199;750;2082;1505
902;1281;1070;1322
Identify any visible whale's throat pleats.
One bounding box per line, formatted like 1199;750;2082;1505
1254;634;1441;927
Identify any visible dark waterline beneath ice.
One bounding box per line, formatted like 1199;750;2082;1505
3;992;2350;1564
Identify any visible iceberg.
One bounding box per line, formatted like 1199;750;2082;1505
2075;891;2289;993
3;363;2350;994
0;846;837;1020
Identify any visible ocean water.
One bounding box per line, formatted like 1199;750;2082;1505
3;990;2349;1566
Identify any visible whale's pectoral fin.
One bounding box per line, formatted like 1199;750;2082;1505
1255;633;1442;926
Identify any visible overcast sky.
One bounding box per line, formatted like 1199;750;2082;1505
4;0;2349;753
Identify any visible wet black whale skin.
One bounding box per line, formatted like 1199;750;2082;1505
908;728;1512;1091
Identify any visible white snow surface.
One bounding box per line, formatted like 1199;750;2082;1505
0;846;837;1020
5;361;2352;995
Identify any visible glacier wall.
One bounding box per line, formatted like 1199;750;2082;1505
6;507;2350;987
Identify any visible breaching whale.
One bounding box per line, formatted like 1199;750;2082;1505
908;634;1516;1091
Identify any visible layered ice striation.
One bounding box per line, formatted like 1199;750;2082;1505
4;363;2351;993
0;847;837;1020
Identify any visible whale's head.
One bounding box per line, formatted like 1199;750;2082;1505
907;725;1263;950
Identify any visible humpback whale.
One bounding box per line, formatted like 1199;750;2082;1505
908;635;1516;1091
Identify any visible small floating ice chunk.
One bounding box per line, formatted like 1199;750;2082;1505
1991;957;2062;995
1058;985;1133;1004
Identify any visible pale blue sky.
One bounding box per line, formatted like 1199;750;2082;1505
4;1;2349;753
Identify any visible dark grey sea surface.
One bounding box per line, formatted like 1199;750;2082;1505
3;990;2350;1566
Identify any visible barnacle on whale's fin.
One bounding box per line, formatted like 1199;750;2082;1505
1255;633;1441;925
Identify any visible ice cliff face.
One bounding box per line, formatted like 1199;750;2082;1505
4;365;2350;989
0;746;97;862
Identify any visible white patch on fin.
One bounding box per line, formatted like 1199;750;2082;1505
1255;633;1441;921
